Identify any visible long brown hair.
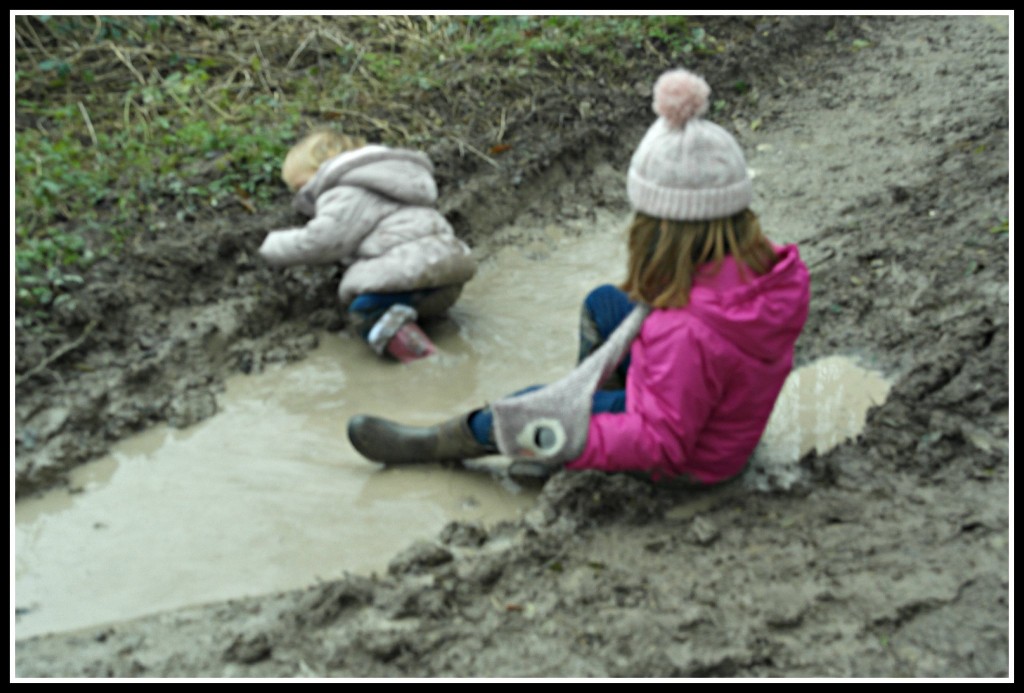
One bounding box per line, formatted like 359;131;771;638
620;209;778;308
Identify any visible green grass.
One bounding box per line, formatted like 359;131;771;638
14;14;715;312
14;95;299;310
988;217;1009;235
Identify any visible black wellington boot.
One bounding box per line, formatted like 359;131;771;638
347;413;493;465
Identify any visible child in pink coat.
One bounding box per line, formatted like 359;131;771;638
348;68;811;485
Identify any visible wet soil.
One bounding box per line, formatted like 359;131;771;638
13;15;1010;678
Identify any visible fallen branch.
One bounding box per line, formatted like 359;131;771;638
449;136;500;169
77;101;99;147
16;319;99;389
286;30;318;70
107;42;147;86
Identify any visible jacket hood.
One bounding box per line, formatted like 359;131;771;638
293;145;438;216
687;244;810;362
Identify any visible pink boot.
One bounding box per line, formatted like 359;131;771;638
366;304;437;363
385;321;437;363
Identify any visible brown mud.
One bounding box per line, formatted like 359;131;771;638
13;15;1010;678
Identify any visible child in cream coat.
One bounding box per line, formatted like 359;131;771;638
260;131;476;361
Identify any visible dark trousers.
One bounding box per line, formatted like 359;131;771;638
469;284;635;447
347;285;463;341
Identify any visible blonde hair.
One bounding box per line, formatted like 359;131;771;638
621;209;778;309
281;130;367;192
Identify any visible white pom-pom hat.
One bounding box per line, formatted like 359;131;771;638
627;68;752;221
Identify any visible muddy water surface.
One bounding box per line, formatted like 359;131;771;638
762;354;892;459
14;212;629;640
15;209;892;640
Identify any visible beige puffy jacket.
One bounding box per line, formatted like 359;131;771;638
259;145;476;305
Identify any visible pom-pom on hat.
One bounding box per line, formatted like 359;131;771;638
627;69;752;221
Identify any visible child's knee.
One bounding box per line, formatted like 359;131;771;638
583;284;630;317
414;284;463;319
582;285;634;339
584;284;623;306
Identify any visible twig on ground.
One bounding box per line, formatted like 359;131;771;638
107;42;147;86
286;30;318;70
254;40;275;93
16;320;100;389
496;107;508;143
448;136;500;169
77;101;99;147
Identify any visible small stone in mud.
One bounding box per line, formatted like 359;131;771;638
235;350;258;374
223;632;272;664
387;584;449;620
296;577;374;628
687;516;720;546
165;389;218;429
387;540;454;576
361;630;407;663
457;555;505;588
764;599;808;628
439;521;487;548
675;604;708;629
25;407;71;442
644;538;670;553
306;308;344;331
665;641;745;677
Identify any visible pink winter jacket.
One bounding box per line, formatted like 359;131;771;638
258;145;476;305
567;244;811;484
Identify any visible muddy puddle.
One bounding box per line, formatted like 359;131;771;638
13;210;629;640
761;354;892;460
14;207;892;640
13;334;537;641
749;354;893;492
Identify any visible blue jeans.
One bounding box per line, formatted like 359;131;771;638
469;284;635;448
348;286;462;341
578;283;635;386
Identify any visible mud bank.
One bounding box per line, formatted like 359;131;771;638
14;15;1010;679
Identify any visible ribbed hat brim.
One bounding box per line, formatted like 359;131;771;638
627;169;752;221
